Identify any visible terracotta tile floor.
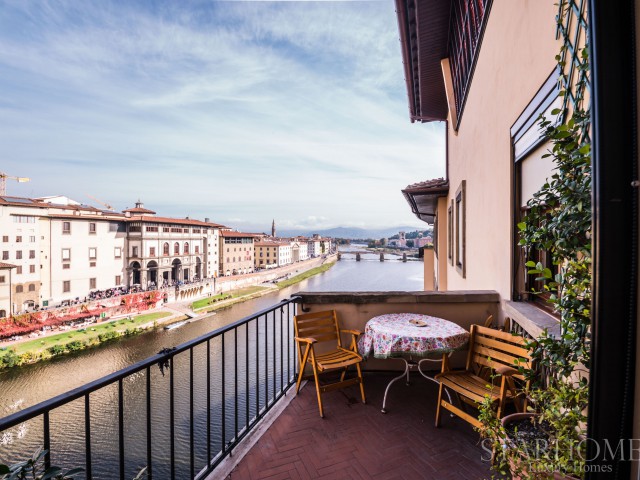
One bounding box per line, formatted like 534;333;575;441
228;371;492;479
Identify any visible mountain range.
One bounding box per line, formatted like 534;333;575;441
278;226;430;240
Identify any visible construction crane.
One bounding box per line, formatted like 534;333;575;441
85;193;114;211
0;172;30;196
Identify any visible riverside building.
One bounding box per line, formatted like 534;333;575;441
0;196;225;316
219;231;257;276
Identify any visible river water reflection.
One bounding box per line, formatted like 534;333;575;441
0;245;422;478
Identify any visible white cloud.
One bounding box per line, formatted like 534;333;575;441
0;0;445;229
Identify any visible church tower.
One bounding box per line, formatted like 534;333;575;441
271;219;276;237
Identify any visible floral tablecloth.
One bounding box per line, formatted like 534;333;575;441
357;313;470;359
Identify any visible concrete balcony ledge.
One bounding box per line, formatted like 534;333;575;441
295;290;500;305
294;290;501;371
503;300;561;338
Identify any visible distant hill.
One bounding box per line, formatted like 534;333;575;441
279;226;431;240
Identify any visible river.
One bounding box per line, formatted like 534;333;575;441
0;245;422;478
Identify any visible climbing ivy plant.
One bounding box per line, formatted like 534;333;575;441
478;1;591;478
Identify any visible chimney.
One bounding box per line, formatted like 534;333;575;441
205;217;210;223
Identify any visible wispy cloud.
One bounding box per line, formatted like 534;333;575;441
0;0;445;230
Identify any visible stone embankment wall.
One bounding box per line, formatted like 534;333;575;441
215;255;334;293
167;254;336;302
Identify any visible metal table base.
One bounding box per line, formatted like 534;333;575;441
380;353;453;414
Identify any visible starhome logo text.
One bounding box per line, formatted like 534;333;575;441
480;438;640;475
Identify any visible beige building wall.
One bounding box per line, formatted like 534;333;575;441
443;0;559;299
220;236;255;276
435;197;448;291
255;244;278;268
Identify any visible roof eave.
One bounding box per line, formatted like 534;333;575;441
401;182;449;224
395;0;452;123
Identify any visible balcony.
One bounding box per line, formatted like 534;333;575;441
0;291;507;479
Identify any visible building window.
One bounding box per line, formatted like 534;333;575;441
115;275;122;285
455;180;466;277
16;236;22;242
163;227;170;233
132;246;138;257
16;251;22;260
28;284;35;292
13;215;35;223
29;250;35;259
184;242;189;254
195;245;199;254
2;236;7;242
150;247;156;257
16;285;23;293
163;243;170;256
129;226;142;233
90;278;97;289
29;236;35;243
226;257;230;263
29;265;35;274
89;248;97;260
62;248;71;261
114;247;122;258
63;281;71;293
1;251;7;260
448;203;453;264
89;223;97;234
174;243;179;255
63;222;71;234
109;223;119;232
146;226;159;232
16;266;22;274
0;276;4;283
63;264;70;270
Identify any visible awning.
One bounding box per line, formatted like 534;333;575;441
402;178;449;224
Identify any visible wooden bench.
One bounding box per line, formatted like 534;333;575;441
435;324;532;429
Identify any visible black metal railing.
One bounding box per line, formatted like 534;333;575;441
0;298;299;480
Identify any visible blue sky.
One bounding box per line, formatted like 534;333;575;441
0;0;445;232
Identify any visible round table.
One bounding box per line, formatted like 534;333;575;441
357;313;470;413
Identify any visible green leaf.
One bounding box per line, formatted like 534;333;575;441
525;261;536;267
517;222;527;231
554;130;572;139
551;108;562;115
542;268;553;278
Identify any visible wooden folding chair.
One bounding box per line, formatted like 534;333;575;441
435;324;533;429
294;310;366;417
